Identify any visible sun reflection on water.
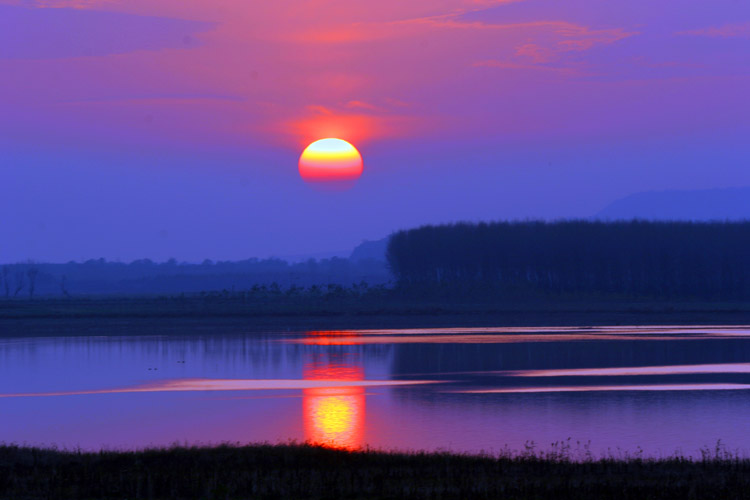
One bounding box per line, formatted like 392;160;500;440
303;332;365;450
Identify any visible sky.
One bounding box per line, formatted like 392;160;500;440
2;0;750;262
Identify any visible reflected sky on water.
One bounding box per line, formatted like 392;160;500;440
2;326;750;457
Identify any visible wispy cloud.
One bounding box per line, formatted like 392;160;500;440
345;100;381;111
0;4;212;59
678;22;750;39
515;43;553;63
473;59;580;76
2;0;113;8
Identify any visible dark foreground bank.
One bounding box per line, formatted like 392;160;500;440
2;443;750;500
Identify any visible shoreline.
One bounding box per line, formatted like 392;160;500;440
2;297;750;336
2;443;749;499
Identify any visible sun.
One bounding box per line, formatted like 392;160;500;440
298;138;363;184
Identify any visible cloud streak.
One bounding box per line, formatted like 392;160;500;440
679;22;750;39
0;4;212;59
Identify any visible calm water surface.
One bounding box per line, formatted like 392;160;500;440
3;325;750;457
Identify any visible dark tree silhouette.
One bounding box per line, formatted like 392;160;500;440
27;267;39;299
1;266;8;298
12;270;25;297
387;220;750;300
60;274;70;297
0;257;390;296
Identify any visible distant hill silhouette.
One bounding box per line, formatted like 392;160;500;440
350;237;389;262
596;187;750;221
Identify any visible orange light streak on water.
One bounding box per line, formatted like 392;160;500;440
0;378;435;398
292;334;684;345
515;363;750;377
460;383;750;394
305;330;360;346
285;326;750;345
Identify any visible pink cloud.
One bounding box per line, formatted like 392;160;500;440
515;43;552;63
346;100;380;111
550;22;634;51
473;59;580;76
306;105;333;115
1;0;113;8
6;0;735;159
280;111;427;148
679;22;750;39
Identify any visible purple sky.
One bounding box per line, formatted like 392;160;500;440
1;0;749;262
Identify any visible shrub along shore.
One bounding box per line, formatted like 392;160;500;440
2;443;750;499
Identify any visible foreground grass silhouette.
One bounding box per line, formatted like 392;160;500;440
2;443;750;499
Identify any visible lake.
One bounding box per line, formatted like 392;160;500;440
3;325;750;458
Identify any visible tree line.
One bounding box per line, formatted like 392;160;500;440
0;257;389;297
386;220;750;299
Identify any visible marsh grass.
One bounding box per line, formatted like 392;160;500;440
2;442;750;499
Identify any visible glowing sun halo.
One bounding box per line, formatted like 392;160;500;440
299;138;363;184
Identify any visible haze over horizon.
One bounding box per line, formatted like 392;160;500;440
2;0;749;263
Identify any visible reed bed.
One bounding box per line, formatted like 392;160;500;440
2;442;750;499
